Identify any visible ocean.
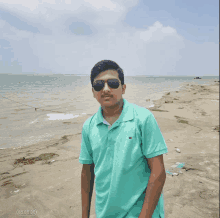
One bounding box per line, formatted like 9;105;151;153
0;74;218;149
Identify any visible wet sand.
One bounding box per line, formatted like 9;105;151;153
0;81;219;218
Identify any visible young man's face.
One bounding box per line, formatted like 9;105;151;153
92;70;126;108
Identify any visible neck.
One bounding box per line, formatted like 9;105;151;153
102;99;124;118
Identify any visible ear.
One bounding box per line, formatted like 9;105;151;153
122;84;126;94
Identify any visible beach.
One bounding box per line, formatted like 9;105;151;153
0;80;219;218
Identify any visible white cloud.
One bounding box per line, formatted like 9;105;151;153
5;21;185;75
0;0;139;26
84;0;118;11
0;0;40;12
138;21;181;43
0;0;124;16
0;1;218;76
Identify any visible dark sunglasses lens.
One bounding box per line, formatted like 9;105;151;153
108;79;119;88
94;81;104;91
93;79;120;91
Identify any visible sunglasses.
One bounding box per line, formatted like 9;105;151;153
93;79;120;91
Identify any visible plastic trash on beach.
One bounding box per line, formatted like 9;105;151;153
176;148;181;153
176;162;185;168
166;162;185;176
48;160;55;164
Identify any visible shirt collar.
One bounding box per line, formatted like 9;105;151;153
96;98;134;126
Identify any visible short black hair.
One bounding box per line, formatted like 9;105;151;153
90;60;124;87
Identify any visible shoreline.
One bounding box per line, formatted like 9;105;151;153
0;78;217;150
0;81;219;217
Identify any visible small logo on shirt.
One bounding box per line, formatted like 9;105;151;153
129;137;132;139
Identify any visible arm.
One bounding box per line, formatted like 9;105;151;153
139;155;166;218
81;163;95;218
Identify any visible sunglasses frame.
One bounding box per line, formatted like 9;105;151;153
93;79;121;91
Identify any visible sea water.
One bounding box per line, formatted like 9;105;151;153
0;74;218;149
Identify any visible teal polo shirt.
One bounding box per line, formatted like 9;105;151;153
79;98;168;218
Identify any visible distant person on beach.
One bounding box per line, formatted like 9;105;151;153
79;60;168;218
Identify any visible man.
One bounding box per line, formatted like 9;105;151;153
79;60;168;218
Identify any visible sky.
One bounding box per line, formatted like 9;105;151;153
0;0;218;76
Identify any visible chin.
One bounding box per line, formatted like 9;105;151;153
100;99;115;106
101;100;113;105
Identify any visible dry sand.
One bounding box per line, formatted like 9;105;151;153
0;81;219;218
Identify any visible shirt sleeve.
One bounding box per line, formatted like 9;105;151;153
141;112;168;159
79;121;94;164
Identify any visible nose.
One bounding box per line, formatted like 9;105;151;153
102;81;111;91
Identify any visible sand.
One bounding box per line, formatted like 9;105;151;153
0;81;219;218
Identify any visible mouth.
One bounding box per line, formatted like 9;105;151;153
103;96;111;100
